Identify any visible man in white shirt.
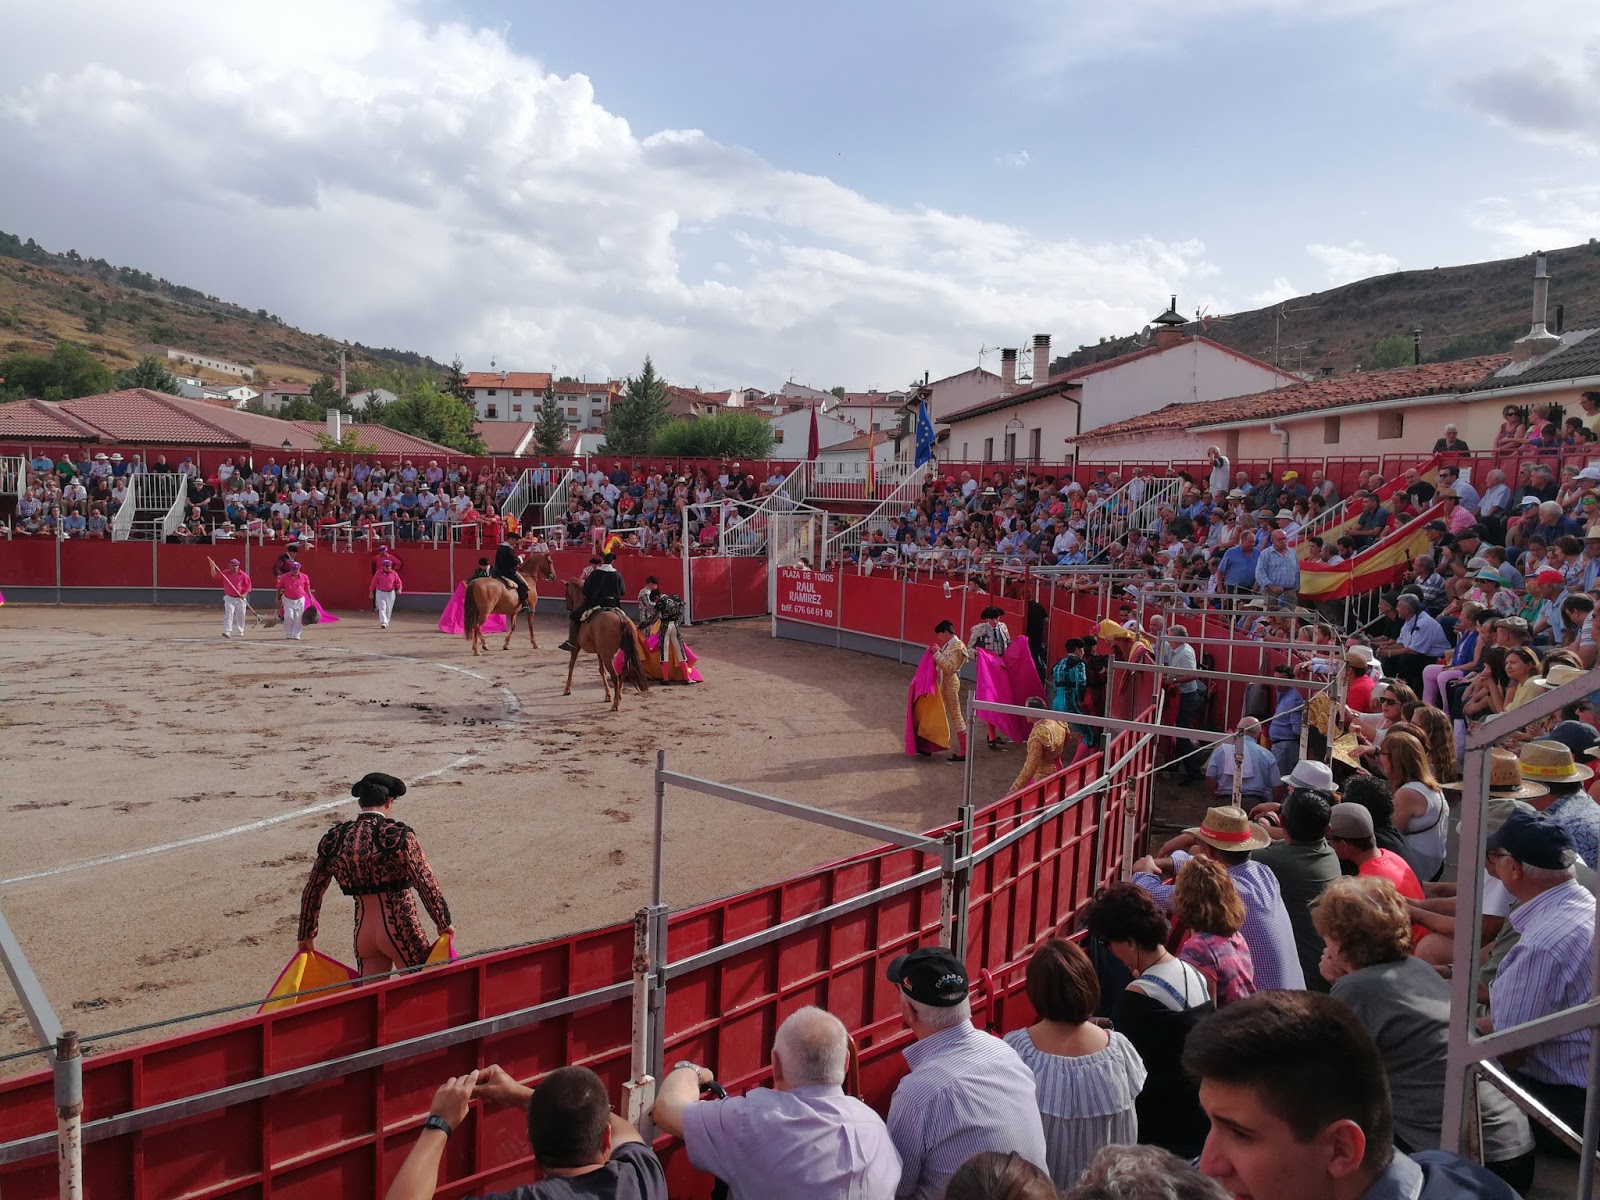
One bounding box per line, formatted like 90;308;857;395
652;1007;900;1200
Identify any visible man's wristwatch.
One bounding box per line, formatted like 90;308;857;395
422;1114;453;1136
673;1060;702;1074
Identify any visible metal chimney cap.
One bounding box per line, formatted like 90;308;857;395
1153;295;1186;326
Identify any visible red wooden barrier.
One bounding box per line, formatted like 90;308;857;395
59;539;153;589
0;539;58;588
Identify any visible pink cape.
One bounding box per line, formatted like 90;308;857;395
305;594;339;625
612;632;703;683
438;581;508;635
973;636;1047;743
904;648;946;756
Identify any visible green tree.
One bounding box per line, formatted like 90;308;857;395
441;355;471;403
534;381;569;457
315;428;381;455
1369;335;1413;370
829;386;847;400
651;410;774;458
0;340;114;401
375;382;486;453
309;373;340;409
115;355;182;394
606;356;671;453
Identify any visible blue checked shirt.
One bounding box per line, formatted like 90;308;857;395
1489;880;1595;1088
887;1022;1048;1200
1135;853;1307;990
1254;546;1300;590
1399;611;1452;657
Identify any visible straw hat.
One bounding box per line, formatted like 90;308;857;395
1518;740;1594;783
1331;733;1364;771
1186;805;1272;853
1345;646;1374;667
1532;663;1591;692
1441;747;1549;799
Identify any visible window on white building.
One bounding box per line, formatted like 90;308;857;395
773;429;784;443
1028;429;1041;461
486;405;498;419
512;390;522;397
1004;432;1017;460
1323;416;1341;444
1378;412;1404;440
486;388;497;396
512;404;523;415
983;438;994;461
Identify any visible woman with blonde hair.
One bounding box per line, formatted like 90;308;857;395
1402;702;1458;784
1379;730;1448;882
1170;857;1255;1006
1311;876;1534;1191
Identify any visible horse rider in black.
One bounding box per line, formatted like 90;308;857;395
492;541;529;611
560;552;626;652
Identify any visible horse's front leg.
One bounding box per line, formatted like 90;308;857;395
563;648;580;695
501;606;517;651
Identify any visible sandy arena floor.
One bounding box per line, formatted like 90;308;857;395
0;604;1028;1071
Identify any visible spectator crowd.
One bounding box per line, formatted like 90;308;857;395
7;450;788;553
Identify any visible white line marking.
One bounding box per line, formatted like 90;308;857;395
3;629;524;883
1;755;477;885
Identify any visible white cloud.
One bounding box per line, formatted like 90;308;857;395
0;0;1219;390
1306;242;1400;286
1467;188;1600;253
1249;277;1302;307
996;150;1031;168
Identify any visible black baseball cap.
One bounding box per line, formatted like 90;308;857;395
1487;809;1577;871
1544;720;1600;760
887;947;969;1007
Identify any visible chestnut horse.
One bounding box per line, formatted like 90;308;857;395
462;552;557;655
563;579;650;712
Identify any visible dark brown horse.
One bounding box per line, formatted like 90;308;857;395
563;579;650;712
463;552;557;655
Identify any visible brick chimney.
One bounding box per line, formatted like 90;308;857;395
1152;294;1187;350
1032;334;1051;386
1000;348;1018;393
1512;254;1563;362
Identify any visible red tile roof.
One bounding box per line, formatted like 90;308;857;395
287;422;454;455
266;381;312;395
474;421;538;455
1069;355;1510;443
0;398;104;440
941;336;1295;425
465;371;552;392
821;430;892;452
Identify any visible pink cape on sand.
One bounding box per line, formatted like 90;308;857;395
612;632;704;683
437;581;507;635
304;594;339;625
905;648;948;756
973;636;1047;743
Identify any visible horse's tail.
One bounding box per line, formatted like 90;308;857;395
462;580;481;641
618;616;651;693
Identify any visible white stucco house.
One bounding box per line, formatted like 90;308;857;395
765;407;860;460
941;316;1297;464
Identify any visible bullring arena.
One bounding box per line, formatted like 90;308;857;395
0;604;1027;1067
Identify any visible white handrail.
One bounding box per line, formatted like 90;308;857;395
818;460;931;567
542;469;577;529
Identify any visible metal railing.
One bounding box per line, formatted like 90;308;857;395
817;461;931;568
1442;663;1600;1198
111;473;186;542
0;456;23;501
541;469;578;529
783;458;927;504
500;469;536;525
1083;476;1183;555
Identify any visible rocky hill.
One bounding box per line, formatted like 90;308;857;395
1052;241;1600;377
0;230;439;383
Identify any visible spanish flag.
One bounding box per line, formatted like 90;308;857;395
1299;504;1441;600
1297;455;1441;561
602;532;625;555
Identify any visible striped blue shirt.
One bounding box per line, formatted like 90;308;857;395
1003;1028;1146;1191
1254;546;1300;590
887;1022;1048;1200
1134;854;1307;990
1489;880;1595;1088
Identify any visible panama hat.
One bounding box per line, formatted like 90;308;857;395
1345;646;1374;667
1517;739;1593;783
1285;759;1337;794
1186;805;1272;853
1442;747;1549;799
1531;663;1592;692
1474;569;1503;584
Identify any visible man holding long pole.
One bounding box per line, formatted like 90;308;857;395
208;556;252;639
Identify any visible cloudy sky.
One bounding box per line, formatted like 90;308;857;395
3;1;1598;391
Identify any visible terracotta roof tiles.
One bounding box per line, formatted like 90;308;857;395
464;371;552;391
1070;355;1509;443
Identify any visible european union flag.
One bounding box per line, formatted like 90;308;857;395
914;400;936;468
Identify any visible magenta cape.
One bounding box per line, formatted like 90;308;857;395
306;594;339;625
974;636;1047;743
904;648;947;756
437;581;507;635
